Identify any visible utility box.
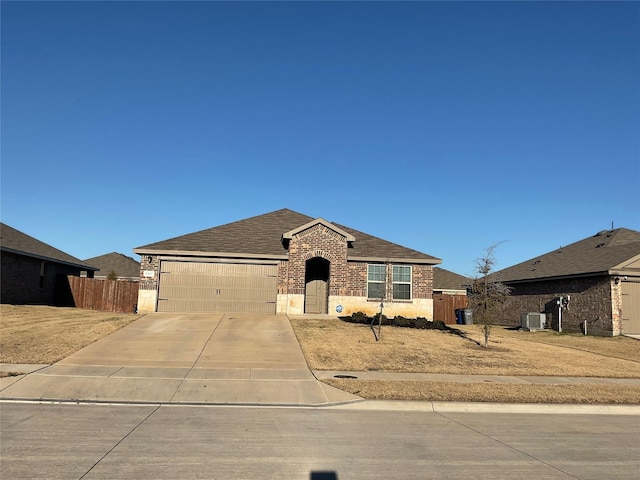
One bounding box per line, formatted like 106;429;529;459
520;312;546;331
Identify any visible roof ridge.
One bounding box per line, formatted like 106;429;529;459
494;227;640;282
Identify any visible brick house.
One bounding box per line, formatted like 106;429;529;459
134;209;441;317
0;223;97;305
492;228;640;336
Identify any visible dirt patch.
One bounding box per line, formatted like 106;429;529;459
1;304;141;364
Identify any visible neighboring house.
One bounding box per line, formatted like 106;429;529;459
0;223;97;305
432;267;470;324
492;228;640;336
134;208;441;317
84;252;140;281
433;267;470;295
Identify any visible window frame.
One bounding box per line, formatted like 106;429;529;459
367;264;386;300
367;264;413;301
392;265;412;301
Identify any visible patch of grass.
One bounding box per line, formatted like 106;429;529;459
1;304;141;364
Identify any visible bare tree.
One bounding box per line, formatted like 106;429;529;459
468;244;511;348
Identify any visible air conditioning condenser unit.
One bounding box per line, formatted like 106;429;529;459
520;312;546;331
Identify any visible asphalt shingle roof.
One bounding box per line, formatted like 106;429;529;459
493;228;640;283
433;267;470;290
0;223;97;270
83;252;140;278
135;208;440;263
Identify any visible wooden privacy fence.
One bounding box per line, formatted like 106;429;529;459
66;276;139;313
433;293;468;324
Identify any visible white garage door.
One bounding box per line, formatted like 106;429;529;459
157;261;277;314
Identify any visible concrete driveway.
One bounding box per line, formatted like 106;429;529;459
0;313;360;406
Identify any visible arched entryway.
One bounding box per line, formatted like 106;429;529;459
304;257;330;314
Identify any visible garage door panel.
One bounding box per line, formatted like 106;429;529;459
158;261;277;314
622;282;640;335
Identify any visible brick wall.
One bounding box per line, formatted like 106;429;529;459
345;260;433;301
0;251;90;305
286;223;348;295
138;255;159;291
346;262;367;297
412;264;434;299
500;275;620;336
277;260;288;294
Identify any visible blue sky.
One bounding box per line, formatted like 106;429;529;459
2;1;639;277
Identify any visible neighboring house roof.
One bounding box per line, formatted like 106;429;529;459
83;252;140;278
134;208;441;264
433;267;470;290
0;223;98;271
493;228;640;283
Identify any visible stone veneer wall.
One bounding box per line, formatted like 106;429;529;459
499;276;620;336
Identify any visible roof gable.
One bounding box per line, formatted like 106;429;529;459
494;228;640;283
0;223;97;270
282;218;356;242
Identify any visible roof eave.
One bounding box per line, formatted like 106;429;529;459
282;218;356;242
501;271;612;284
1;246;99;271
348;256;441;265
133;248;288;261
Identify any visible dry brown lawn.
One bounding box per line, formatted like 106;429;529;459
290;318;640;377
1;304;140;364
290;317;640;404
323;380;640;404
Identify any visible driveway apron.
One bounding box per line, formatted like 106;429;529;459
0;313;360;406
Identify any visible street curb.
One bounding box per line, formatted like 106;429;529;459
327;399;640;415
1;398;638;414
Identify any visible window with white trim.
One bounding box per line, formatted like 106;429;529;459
367;264;386;299
392;265;412;300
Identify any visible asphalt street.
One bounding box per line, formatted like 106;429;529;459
2;402;639;480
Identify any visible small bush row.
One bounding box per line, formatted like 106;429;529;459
340;312;450;331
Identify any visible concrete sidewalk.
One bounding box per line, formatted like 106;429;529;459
0;313;360;407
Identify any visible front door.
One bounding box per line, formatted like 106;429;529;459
304;257;330;314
